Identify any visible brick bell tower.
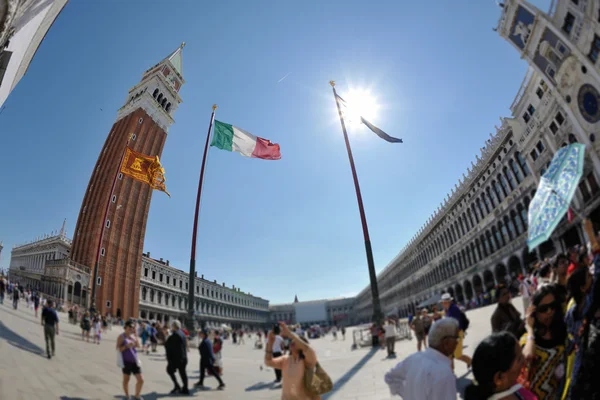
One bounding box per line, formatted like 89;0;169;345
71;44;185;320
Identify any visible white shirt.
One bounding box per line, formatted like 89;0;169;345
384;324;397;338
272;335;284;353
384;347;455;400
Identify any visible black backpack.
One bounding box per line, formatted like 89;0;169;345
459;310;470;332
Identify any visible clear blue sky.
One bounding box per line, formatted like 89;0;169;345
0;0;551;303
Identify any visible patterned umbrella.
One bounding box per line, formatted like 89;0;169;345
528;143;586;250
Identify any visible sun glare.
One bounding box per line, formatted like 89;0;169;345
344;88;379;127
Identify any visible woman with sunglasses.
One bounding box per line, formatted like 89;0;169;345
521;285;567;400
465;332;537;400
117;320;144;400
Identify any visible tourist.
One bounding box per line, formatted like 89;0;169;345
165;320;189;395
410;310;426;352
117;320;144;400
265;322;323;400
464;332;536;400
0;278;4;304
491;284;525;338
431;305;442;322
239;329;245;345
384;319;398;357
521;285;567;400
212;330;224;376
194;328;225;390
384;318;459;400
563;219;600;399
441;293;472;368
552;254;569;309
93;316;102;344
270;324;285;383
422;309;432;339
370;323;380;347
150;322;158;353
12;284;19;309
41;299;59;359
536;263;552;289
80;311;91;342
341;326;346;340
139;322;150;354
520;274;535;312
31;292;39;317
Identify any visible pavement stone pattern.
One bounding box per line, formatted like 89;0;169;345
0;298;527;399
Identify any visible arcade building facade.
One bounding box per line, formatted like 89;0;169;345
355;0;600;322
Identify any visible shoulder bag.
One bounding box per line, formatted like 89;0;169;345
304;361;333;396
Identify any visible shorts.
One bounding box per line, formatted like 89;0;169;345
453;330;464;359
416;332;425;342
141;337;147;346
122;362;141;376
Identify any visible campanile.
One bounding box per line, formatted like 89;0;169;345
71;44;185;319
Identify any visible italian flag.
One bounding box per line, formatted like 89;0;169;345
211;120;281;160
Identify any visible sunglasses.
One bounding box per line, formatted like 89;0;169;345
537;302;558;314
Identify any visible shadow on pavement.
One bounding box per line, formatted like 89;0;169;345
245;381;276;391
60;397;88;400
0;319;45;356
322;347;379;400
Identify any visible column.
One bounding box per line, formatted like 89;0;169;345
524;156;539;184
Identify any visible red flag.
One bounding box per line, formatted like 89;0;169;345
568;208;575;223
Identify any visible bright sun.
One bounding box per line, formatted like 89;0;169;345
343;88;379;127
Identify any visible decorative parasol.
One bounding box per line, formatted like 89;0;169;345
527;143;586;250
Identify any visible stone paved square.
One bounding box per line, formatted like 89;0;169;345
0;298;523;399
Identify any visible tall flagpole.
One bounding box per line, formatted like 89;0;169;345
90;130;137;313
186;104;217;333
330;80;383;324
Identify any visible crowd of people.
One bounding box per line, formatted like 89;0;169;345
385;218;600;400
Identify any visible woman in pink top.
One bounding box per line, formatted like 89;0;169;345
265;322;321;400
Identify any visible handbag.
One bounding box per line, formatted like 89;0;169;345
116;350;124;368
303;362;333;396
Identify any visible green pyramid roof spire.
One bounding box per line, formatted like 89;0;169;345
167;42;184;78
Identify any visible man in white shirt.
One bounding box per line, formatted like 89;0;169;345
384;318;459;400
271;328;284;383
383;319;398;357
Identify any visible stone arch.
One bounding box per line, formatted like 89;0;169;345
141;310;147;319
455;283;464;303
464;280;474;301
73;281;82;297
152;88;159;98
472;274;483;296
447;287;455;299
157;93;163;102
483;270;495;291
508;255;523;278
495;264;508;285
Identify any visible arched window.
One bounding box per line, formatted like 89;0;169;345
519;204;528;230
499;221;510;244
142;287;147;301
516;152;530;176
471;203;480;223
482;194;491;214
493;180;504;202
498;173;510;195
568;133;578;144
512;210;524;235
476;199;485;218
150;289;155;302
153;88;159;98
166;103;171;112
487;230;497;253
482;234;491;257
504;215;516;240
467;209;475;227
471;242;478;263
504;167;516;190
157;93;163;102
492;226;504;248
161;98;167;107
510;159;523;183
486;188;497;209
